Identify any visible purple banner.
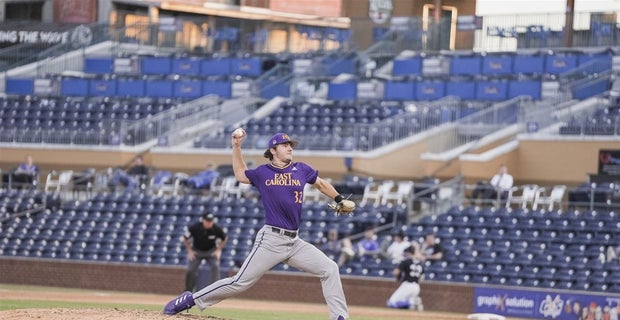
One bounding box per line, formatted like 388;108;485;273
474;287;620;320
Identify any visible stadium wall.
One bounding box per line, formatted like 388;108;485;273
515;139;618;185
0;146;147;173
0;138;616;185
0;257;473;313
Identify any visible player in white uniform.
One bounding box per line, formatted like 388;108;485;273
387;246;424;310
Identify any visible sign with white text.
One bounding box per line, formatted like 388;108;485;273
474;287;620;319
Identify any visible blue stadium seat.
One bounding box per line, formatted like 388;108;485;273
384;81;415;101
505;277;524;287
522;278;541;287
590;283;609;292
501;264;522;278
489;276;509;286
392;56;422;76
609;284;620;293
141;56;172;75
481;54;513;75
485;262;505;276
172;57;202;76
450;55;482;76
544;53;577;74
496;251;518;265
201;57;231;76
471;274;490;284
416;80;445;100
513;53;545;75
508;79;541;99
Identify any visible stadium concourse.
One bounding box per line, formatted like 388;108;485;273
1;6;620;319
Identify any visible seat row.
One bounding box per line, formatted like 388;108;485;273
559;105;620;136
390;49;614;78
2;194;619;294
402;205;620;292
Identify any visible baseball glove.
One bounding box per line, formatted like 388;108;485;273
328;199;356;216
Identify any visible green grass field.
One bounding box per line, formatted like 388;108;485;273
0;284;427;320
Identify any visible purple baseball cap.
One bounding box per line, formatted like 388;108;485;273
268;132;298;148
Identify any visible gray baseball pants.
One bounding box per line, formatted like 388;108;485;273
192;225;349;320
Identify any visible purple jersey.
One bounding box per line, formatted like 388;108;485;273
245;161;318;230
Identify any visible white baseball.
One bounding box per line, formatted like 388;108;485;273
232;128;246;138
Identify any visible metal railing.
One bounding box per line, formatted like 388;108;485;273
354;10;618;53
113;95;224;146
0;96;230;147
460;181;620;213
475;11;620;52
553;96;620;137
254;63;294;99
1;23;115;74
359;97;464;151
0;190;47;224
0;43;47;71
559;55;614;84
0;9;618;76
422;96;531;155
160;96;263;147
520;98;580;134
521;75;615;136
409;175;465;220
284;97;462;152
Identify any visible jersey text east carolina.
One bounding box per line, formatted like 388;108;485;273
245;161;318;230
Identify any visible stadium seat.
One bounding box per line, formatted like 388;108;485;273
381;180;414;205
506;184;539;209
450;55;482;76
532;185;566;210
360;180;394;207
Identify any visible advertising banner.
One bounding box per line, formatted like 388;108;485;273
474;287;620;320
598;149;620;176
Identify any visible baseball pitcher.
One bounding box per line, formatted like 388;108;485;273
164;130;355;320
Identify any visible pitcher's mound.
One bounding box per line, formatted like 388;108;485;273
0;308;230;320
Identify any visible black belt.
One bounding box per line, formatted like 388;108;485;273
271;227;297;238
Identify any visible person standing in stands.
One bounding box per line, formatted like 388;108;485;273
183;212;228;292
164;131;352;320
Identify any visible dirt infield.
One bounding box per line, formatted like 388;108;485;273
0;308;224;320
0;286;481;320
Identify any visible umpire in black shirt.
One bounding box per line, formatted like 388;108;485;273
183;212;227;292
